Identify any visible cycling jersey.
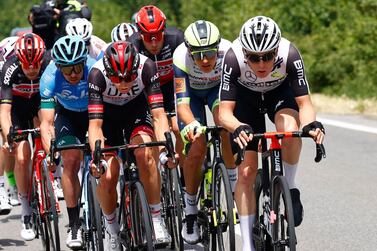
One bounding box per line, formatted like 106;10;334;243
0;54;50;103
88;35;107;60
0;37;18;73
39;56;96;112
88;54;163;120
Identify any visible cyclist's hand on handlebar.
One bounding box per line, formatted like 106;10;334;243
232;124;253;149
2;141;17;153
180;120;202;143
90;159;107;179
302;121;325;144
159;151;178;169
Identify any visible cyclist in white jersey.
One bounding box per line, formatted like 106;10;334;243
173;20;235;244
219;16;325;251
65;17;107;59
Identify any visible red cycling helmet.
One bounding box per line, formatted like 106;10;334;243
15;33;45;69
103;41;140;83
136;5;166;33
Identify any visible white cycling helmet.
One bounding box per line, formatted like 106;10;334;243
0;36;19;60
111;23;138;42
239;16;281;53
65;18;93;42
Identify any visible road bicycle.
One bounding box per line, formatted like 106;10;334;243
8;126;60;251
50;140;104;251
92;132;176;251
182;125;236;251
236;131;326;251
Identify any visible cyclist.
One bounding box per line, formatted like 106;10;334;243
173;20;235;244
129;5;185;168
0;36;19;214
219;16;325;251
88;41;173;249
39;35;96;249
65;17;107;59
0;33;47;240
111;22;138;42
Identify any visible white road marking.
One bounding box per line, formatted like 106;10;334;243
318;117;377;135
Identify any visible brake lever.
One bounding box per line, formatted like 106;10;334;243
314;143;326;163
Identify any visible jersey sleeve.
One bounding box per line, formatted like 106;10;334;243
88;67;106;120
0;57;19;104
286;43;310;97
40;63;57;109
173;64;190;105
141;59;164;110
219;48;241;102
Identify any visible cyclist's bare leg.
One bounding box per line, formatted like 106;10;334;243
274;108;301;188
61;149;82;207
182;134;206;196
14;141;31;196
96;156;120;215
131;133;161;204
234;151;258;251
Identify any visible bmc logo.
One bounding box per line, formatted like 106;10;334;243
293;60;307;86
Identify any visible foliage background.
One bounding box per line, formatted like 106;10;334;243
0;0;376;99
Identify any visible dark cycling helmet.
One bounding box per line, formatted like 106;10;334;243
136;5;166;33
15;33;45;68
184;20;221;51
52;35;88;65
111;23;138;42
103;41;140;81
239;16;281;53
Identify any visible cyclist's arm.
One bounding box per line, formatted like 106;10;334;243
0;103;11;141
40;106;55;153
142;59;169;143
88;67;106;150
218;100;243;133
173;65;196;125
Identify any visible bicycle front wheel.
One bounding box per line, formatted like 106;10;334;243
89;175;104;251
169;167;184;251
42;164;60;251
212;163;236;251
271;176;296;251
130;181;154;250
30;173;46;248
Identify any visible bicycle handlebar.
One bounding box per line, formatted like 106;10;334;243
7;126;41;152
235;131;326;166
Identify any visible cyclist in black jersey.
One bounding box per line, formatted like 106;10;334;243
129;5;185;168
219;16;325;251
0;33;47;241
88;41;174;249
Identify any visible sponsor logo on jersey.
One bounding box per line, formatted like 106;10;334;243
3;63;18;85
271;71;285;79
245;71;257;82
148;94;163;104
88;104;104;114
293;60;307;86
175;78;186;93
89;82;100;91
222;64;232;91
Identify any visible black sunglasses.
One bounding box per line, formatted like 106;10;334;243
245;51;276;63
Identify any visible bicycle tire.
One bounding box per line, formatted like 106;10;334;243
168;167;184;251
212;163;235;251
253;169;273;251
271;176;296;251
31;173;47;248
42;164;60;251
89;175;104;251
130;181;154;251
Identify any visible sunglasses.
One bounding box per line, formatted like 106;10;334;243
59;63;84;75
245;51;276;63
108;73;138;84
191;48;218;61
141;32;164;42
21;61;41;70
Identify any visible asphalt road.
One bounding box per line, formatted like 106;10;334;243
1;113;377;250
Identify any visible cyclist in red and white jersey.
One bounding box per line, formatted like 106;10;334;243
129;5;185;167
88;41;174;249
219;16;325;251
0;33;47;241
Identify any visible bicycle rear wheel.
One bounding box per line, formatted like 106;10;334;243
212;163;235;251
89;175;104;251
271;176;296;251
42;164;60;251
130;181;154;250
